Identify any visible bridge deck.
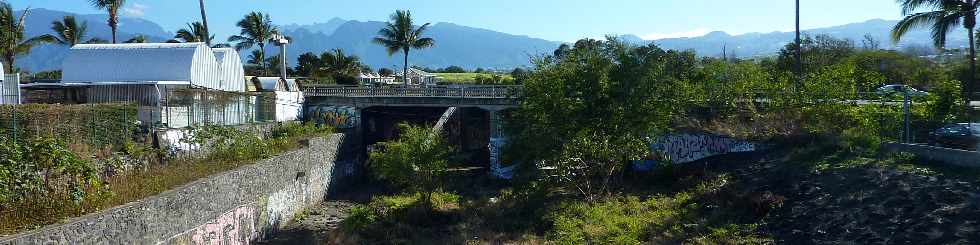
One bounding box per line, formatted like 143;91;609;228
303;85;523;108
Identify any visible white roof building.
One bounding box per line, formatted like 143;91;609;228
251;77;299;92
396;68;439;85
61;43;245;92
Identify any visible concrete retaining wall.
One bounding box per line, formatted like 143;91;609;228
0;134;345;245
882;143;980;168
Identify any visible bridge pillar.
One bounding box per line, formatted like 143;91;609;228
488;109;503;138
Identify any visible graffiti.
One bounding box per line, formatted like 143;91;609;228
306;106;359;129
489;137;517;179
634;133;757;171
168;205;257;245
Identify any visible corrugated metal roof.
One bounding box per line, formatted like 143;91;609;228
212;48;246;92
61;43;245;92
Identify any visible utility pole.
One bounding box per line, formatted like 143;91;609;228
198;0;211;46
795;0;803;90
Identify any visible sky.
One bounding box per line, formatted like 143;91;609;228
7;0;905;42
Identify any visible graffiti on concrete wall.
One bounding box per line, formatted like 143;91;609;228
634;133;757;171
307;106;359;129
490;138;517;179
183;205;258;245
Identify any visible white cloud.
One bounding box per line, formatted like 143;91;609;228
123;3;148;17
641;28;713;40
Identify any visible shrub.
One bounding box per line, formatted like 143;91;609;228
369;124;452;209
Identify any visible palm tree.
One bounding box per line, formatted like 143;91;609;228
0;4;52;72
124;35;149;43
892;0;978;109
173;22;213;43
38;16;106;46
319;49;363;77
373;10;435;86
197;0;211;46
88;0;127;44
229;12;278;73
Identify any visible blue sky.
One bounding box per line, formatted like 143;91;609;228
8;0;903;42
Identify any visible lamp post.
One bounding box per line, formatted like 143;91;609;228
795;0;803;90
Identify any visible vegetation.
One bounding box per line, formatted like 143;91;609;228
172;22;213;44
434;73;515;84
0;3;52;73
892;0;979;108
295;49;365;85
230;12;279;72
87;0;127;43
37;16;105;46
373;10;435;86
369;124;451;209
124;35;149;43
0;122;333;234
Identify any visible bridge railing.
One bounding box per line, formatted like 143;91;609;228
302;85;523;98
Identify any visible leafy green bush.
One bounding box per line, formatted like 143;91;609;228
369;124;452;209
0;136;105;205
341;192;461;234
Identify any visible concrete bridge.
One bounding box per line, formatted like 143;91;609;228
302;85;523;177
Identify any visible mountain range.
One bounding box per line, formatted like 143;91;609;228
9;8;966;73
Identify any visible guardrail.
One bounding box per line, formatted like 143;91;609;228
302;85;523;98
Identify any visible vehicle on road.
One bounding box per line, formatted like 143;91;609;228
928;123;980;151
876;84;929;98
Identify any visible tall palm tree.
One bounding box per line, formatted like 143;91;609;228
373;10;435;86
124;35;149;43
88;0;126;44
173;22;213;43
892;0;978;109
229;12;278;73
0;4;52;73
198;0;211;46
38;15;105;46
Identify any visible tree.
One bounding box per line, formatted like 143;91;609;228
294;52;322;77
892;0;979;110
862;34;880;50
369;123;451;209
38;16;105;46
441;65;466;73
372;10;435;86
173;22;213;43
378;68;395;77
321;49;362;76
776;34;856;75
197;0;211;46
506;38;690;202
88;0;126;43
124;35;149;43
229;12;278;73
247;49;264;70
0;4;52;73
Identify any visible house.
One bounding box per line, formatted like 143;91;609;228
395;68;439;86
358;72;397;85
61;43;250;127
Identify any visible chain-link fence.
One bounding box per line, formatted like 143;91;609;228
0;103;141;152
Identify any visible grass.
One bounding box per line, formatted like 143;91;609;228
0;123;333;235
336;163;774;244
434;73;514;84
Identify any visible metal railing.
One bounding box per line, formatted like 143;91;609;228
302;85;523;98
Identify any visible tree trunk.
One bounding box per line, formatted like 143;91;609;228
259;43;266;76
403;49;409;86
968;27;976;114
198;0;211;46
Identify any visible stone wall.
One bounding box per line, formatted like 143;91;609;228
882;143;980;168
0;134;345;245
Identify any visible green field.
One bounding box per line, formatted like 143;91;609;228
434;73;514;84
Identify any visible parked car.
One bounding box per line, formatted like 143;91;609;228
876;84;929;97
928;123;980;151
